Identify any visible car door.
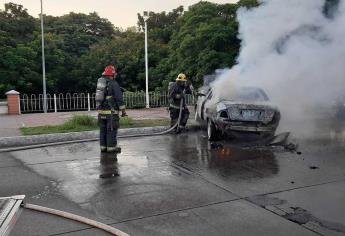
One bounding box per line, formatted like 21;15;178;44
196;94;204;120
201;90;213;120
195;87;209;121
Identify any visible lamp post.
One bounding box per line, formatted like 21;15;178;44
40;0;47;113
143;11;150;108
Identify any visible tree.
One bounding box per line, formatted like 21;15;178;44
73;30;167;92
0;1;261;97
0;3;36;43
44;12;116;56
156;2;241;88
237;0;259;8
72;31;142;92
0;3;38;96
137;6;184;43
0;4;118;97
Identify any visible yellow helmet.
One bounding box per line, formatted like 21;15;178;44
176;73;187;82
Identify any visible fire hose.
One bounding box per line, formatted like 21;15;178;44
117;91;185;138
23;203;129;236
0;94;186;153
1;95;187;236
11;105;183;236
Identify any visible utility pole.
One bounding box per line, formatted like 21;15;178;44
143;11;150;108
40;0;47;113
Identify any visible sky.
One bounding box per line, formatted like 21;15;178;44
1;0;238;28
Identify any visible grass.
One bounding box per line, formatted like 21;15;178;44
20;115;170;136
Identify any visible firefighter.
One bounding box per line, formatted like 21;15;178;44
168;73;193;133
96;65;127;153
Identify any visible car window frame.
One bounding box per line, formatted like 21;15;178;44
206;90;213;100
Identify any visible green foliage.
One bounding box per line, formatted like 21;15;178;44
0;3;36;43
0;3;38;96
74;31;144;91
20;114;170;135
157;1;241;87
0;2;116;97
44;12;116;56
20;114;98;135
66;114;98;127
237;0;260;8
1;1;260;98
74;30;170;92
137;6;184;43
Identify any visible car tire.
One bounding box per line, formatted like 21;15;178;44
207;119;219;141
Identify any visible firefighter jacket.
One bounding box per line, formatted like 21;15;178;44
168;82;192;109
98;78;125;115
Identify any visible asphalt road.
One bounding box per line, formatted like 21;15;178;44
1;131;345;236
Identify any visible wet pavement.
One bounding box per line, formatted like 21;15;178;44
1;131;345;235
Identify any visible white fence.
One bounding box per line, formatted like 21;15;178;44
20;92;195;113
0;100;8;114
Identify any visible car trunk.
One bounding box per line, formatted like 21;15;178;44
224;103;276;124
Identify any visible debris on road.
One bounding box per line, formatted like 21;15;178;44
209;142;224;150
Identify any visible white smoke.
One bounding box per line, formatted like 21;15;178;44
213;0;345;136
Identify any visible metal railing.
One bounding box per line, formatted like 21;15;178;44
20;92;194;113
0;100;8;114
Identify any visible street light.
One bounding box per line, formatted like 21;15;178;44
40;0;47;113
143;11;150;108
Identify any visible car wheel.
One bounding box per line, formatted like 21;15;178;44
207;119;219;141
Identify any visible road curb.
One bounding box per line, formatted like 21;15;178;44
0;124;201;149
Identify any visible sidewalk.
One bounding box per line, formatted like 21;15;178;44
0;108;171;138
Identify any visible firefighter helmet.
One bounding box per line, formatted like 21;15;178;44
102;65;116;77
176;73;187;81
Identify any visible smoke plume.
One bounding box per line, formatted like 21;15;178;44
213;0;345;136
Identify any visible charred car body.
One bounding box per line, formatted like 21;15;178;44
195;78;281;141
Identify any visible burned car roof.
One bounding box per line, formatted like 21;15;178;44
217;87;270;103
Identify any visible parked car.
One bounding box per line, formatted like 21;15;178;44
195;86;281;141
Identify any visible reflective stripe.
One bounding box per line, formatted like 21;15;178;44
169;104;180;109
119;105;126;110
97;110;119;115
106;96;112;99
100;146;107;151
107;147;120;153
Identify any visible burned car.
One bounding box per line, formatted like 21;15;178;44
195;86;281;141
